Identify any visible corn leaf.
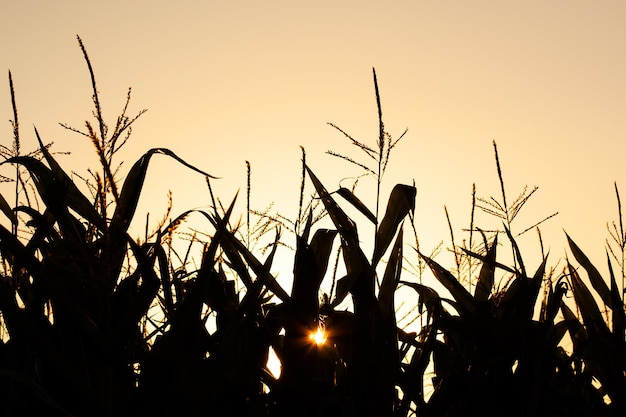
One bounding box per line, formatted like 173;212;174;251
309;228;338;285
112;148;216;233
607;252;625;346
474;235;497;301
2;155;103;229
207;208;290;302
419;251;476;317
0;193;16;225
372;184;416;267
336;187;377;224
306;166;358;239
379;227;403;320
560;302;588;357
306;166;374;299
567;233;613;309
567;262;609;335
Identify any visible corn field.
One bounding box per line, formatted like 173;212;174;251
0;37;624;417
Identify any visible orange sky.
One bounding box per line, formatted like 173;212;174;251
2;1;626;301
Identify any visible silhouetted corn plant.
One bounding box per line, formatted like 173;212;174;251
0;37;216;417
2;37;625;417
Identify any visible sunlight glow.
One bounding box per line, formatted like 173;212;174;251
309;327;327;346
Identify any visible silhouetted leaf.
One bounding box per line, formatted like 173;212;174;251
379;227;403;320
607;252;625;346
504;224;525;277
3;155;103;229
567;233;613;309
112;148;216;233
307;166;373;298
306;166;358;239
474;236;497;301
0;193;16;225
309;229;338;285
336;187;377;223
372;184;416;267
567;261;609;335
419;252;476;317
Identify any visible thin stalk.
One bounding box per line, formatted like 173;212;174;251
246;160;251;247
493;141;517;269
8;71;19;236
297;146;306;235
615;182;625;300
445;205;461;279
77;35;120;204
468;183;476;292
373;67;384;241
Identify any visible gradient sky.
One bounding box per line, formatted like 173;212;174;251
2;1;626;302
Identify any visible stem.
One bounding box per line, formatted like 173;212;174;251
493;141;517;268
373;67;384;245
9;71;19;236
468;183;476;291
615;181;625;301
246;160;251;247
297;146;306;235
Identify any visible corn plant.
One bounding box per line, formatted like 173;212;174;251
1;37;625;417
0;37;215;416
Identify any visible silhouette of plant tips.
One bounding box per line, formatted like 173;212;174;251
0;38;624;417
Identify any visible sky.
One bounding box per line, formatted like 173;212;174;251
1;1;626;307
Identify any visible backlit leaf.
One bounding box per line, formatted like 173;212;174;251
336;187;377;224
474;236;497;301
567;233;612;309
372;184;415;267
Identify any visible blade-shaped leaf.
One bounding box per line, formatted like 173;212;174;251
112;148;216;233
607;252;625;345
419;251;476;317
474;235;497;301
2;156;103;228
567;261;609;335
0;193;17;225
309;229;339;285
306;166;373;298
378;227;403;320
336;187;377;224
567;233;612;309
305;166;358;239
372;184;416;267
504;224;525;277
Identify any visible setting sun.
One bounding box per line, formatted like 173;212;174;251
309;328;327;346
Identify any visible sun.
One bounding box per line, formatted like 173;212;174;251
309;327;327;346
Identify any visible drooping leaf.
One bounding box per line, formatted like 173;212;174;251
336;187;377;224
2;155;103;229
34;127;105;228
372;184;416;267
112;148;216;233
